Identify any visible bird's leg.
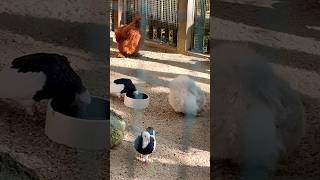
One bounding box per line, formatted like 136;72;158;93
116;93;123;101
131;53;141;58
30;103;42;120
143;155;149;165
19;100;35;116
25;106;34;116
20;100;45;120
117;53;126;58
136;154;143;161
135;155;140;161
33;104;41;120
32;102;46;120
118;94;125;101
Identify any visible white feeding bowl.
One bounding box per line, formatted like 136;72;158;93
45;96;109;150
124;92;149;109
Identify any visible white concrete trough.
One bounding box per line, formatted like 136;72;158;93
45;96;109;150
124;92;149;109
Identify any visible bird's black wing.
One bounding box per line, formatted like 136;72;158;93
113;78;132;84
114;78;136;94
133;135;143;152
145;138;155;154
134;135;155;155
11;53;69;73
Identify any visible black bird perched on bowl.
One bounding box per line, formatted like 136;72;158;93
133;127;157;164
0;53;91;117
111;78;138;100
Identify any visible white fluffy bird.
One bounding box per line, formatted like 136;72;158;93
0;53;91;116
168;75;206;116
212;44;305;174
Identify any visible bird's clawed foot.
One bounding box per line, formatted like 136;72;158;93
136;154;149;165
131;53;141;58
135;154;143;161
25;107;34;116
117;94;124;101
117;53;126;58
143;155;149;165
142;160;148;166
30;103;46;121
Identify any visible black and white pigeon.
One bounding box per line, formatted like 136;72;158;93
133;127;157;164
110;78;138;99
0;53;91;116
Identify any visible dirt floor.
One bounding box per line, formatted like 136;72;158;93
109;32;210;180
212;0;320;179
0;28;107;179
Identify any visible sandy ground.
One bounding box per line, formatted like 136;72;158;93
0;28;107;179
109;32;210;179
0;0;107;24
212;0;320;179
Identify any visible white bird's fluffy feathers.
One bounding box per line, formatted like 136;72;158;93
0;67;46;101
168;75;206;115
212;44;305;170
0;67;47;115
110;81;125;97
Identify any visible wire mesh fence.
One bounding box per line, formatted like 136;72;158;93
120;0;178;47
191;0;210;54
111;0;210;54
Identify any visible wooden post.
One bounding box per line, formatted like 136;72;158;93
112;0;122;29
177;0;195;54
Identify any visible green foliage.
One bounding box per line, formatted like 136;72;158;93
110;110;126;148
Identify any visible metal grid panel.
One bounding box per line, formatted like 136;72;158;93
121;0;178;47
110;1;114;31
192;0;210;54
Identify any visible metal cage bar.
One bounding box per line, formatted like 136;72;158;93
119;0;178;47
191;0;210;54
112;0;209;54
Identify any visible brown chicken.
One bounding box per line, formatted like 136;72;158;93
115;16;142;58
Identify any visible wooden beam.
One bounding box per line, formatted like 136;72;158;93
112;0;122;29
177;0;195;54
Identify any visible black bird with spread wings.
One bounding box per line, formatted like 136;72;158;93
0;53;91;116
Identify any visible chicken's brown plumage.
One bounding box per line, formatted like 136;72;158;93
115;16;142;57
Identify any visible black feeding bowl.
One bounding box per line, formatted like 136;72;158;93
45;96;109;150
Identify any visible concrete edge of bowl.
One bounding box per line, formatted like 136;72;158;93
124;93;149;109
45;96;109;150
